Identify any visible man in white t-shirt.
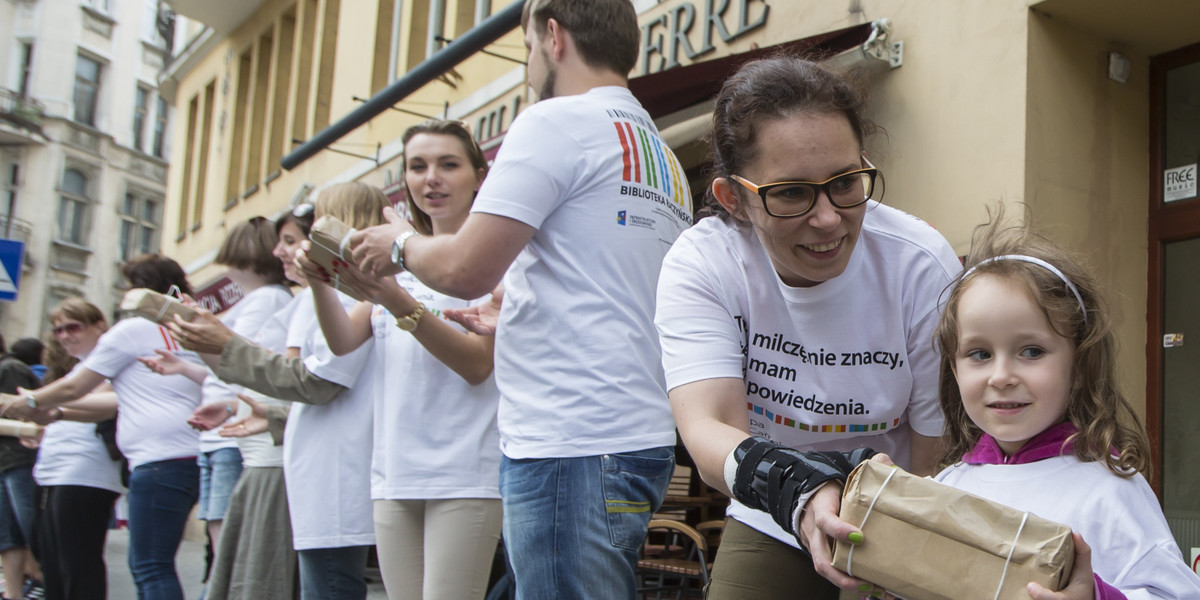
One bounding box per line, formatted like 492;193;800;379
351;1;692;597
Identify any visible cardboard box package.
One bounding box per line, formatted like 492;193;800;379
307;215;370;301
120;288;198;325
831;460;1073;600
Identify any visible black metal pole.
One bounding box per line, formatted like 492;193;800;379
281;0;525;171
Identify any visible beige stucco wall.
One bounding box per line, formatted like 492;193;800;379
1024;9;1150;417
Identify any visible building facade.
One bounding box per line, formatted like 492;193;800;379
161;0;1200;566
0;0;176;334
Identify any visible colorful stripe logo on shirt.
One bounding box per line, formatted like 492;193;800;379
746;401;901;434
614;122;691;214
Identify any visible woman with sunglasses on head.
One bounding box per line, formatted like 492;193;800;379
654;56;962;599
0;255;205;600
191;217;293;563
29;300;123;600
297;120;502;600
161;188;384;600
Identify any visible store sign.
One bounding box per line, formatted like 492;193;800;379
640;0;771;76
1164;163;1196;203
192;276;245;314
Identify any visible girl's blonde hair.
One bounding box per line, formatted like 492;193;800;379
935;206;1150;478
314;182;390;230
401;120;489;235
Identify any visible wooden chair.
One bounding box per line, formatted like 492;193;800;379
658;464;729;525
637;519;713;600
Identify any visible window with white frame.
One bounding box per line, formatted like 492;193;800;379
152;95;168;158
133;86;149;152
119;190;160;261
57;168;91;246
73;55;101;127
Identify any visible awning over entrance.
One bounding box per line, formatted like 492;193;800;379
629;23;874;120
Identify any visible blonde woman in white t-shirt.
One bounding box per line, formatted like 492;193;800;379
296;121;503;600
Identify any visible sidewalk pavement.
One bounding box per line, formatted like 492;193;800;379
104;519;387;599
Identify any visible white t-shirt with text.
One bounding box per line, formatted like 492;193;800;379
656;205;961;546
471;86;693;459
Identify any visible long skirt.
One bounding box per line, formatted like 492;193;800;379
206;466;298;600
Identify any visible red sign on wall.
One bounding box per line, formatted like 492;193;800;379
192;275;245;315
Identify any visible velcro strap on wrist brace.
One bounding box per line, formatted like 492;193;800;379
731;437;877;537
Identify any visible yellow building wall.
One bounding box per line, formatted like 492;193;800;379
1024;9;1150;416
164;0;528;286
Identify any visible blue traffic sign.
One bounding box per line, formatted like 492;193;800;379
0;239;25;302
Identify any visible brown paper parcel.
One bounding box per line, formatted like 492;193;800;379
307;215;369;301
831;460;1073;600
119;288;198;325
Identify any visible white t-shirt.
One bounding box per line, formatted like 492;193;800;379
369;273;501;500
83;317;205;469
283;289;376;550
236;288;304;468
470;86;693;459
936;457;1200;598
199;284;293;453
656;205;961;546
33;362;126;493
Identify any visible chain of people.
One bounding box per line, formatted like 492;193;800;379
0;1;1195;600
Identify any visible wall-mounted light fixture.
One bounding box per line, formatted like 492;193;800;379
1109;51;1131;84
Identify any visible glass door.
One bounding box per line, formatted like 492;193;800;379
1151;41;1200;565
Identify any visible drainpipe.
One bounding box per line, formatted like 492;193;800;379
281;0;525;171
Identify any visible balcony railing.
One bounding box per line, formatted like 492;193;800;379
0;88;46;137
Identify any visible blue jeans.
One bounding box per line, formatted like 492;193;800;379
127;458;200;600
0;464;37;552
500;447;674;600
297;545;369;600
197;447;243;520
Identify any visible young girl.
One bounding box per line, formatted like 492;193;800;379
298;120;502;600
933;216;1200;598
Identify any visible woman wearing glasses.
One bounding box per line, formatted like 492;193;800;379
1;255;205;600
654;56;961;599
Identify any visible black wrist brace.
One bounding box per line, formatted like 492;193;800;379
731;436;877;538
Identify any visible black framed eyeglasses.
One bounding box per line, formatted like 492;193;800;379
730;159;880;218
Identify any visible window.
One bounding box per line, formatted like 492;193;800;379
57;168;91;246
73;55;101;126
17;42;33;97
153;95;168;158
119;191;160;261
133;87;149;152
82;0;111;13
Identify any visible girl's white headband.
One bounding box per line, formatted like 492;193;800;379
962;254;1088;326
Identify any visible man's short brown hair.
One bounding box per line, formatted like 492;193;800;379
523;0;639;77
